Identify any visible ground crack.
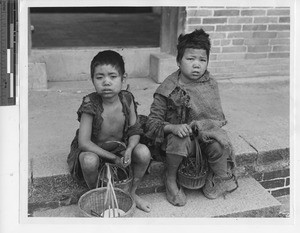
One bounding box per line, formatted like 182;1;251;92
238;135;258;153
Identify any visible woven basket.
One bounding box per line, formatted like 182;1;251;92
98;163;133;193
177;135;208;189
78;187;136;218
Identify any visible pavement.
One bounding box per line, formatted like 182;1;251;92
32;177;288;218
28;75;290;218
28;75;290;178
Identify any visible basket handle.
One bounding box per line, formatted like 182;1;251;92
96;163;115;188
96;162;132;189
193;134;207;173
104;163;121;217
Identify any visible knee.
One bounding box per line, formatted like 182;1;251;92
206;141;226;161
79;152;99;172
166;134;192;156
132;144;151;164
167;133;190;144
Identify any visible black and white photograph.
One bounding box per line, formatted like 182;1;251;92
0;0;299;232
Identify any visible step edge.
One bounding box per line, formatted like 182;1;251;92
30;147;289;179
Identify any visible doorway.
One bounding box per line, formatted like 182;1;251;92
30;7;161;48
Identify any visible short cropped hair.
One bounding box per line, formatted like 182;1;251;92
90;50;125;78
176;29;211;63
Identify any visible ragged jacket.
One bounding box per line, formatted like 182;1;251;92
67;90;143;182
145;70;235;163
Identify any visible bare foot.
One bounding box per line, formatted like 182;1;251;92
166;176;180;196
131;193;151;213
165;174;186;206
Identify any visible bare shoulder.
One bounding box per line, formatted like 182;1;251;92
120;90;138;109
120;90;134;101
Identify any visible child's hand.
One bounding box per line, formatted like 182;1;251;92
113;156;125;168
171;124;193;138
122;148;132;168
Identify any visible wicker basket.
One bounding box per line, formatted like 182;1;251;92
98;163;133;193
78;187;136;218
177;135;208;189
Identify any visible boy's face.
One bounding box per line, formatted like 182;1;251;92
92;64;125;99
177;48;208;82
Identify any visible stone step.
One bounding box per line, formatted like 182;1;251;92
29;47;160;83
32;176;281;218
27;78;290;215
28;150;288;215
28;161;165;214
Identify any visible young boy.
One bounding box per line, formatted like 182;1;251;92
145;29;238;206
67;50;151;212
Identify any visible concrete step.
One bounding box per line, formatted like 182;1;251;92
28;78;290;216
28;47;289;90
28;154;288;215
28;78;289;179
31;176;281;218
28;161;164;214
29;47;160;83
27;78;290;214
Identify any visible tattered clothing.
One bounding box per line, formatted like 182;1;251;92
67;90;143;183
145;70;235;173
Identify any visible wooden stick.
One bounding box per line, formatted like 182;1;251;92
110;184;115;217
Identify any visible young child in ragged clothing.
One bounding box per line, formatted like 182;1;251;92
145;29;238;206
67;50;151;212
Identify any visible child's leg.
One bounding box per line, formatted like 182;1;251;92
201;140;238;199
131;143;151;212
164;134;193;206
202;140;229;178
165;153;185;203
79;152;100;189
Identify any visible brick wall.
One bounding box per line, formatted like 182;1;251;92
253;168;290;197
235;147;290;198
185;7;290;79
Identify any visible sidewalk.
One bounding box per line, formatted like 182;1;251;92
28;76;290;177
28;75;290;217
32;178;289;218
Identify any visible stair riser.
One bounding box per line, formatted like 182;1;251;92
28;148;289;215
216;206;281;218
29;47;160;82
28;166;288;215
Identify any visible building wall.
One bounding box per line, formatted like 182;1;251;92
185;7;290;79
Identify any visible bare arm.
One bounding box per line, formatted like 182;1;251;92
122;100;140;166
127;100;140;147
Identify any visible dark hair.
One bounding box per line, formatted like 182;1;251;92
90;50;125;78
176;29;211;63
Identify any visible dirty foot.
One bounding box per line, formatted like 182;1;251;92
165;174;187;206
166;176;179;196
132;193;151;213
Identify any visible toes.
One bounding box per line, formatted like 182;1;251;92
144;204;151;213
134;196;151;213
136;202;151;213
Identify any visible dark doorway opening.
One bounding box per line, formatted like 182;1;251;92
30;7;161;48
30;7;154;14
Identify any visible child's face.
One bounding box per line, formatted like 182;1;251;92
177;48;208;82
92;64;124;99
